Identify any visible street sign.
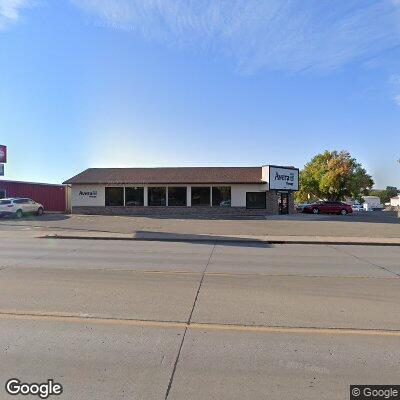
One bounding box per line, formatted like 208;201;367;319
0;164;4;176
0;145;6;163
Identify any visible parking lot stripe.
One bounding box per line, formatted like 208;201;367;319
1;311;400;337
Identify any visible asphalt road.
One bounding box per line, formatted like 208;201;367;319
0;238;399;399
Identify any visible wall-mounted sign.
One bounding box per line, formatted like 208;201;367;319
0;164;4;176
268;165;299;191
79;190;98;198
0;146;6;163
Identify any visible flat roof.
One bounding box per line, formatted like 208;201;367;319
0;179;67;187
63;167;264;185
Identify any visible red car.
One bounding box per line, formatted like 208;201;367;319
302;201;353;215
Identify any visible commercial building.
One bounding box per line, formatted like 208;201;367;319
390;196;400;208
64;165;299;216
0;180;71;213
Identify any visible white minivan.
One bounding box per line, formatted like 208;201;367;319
0;198;44;218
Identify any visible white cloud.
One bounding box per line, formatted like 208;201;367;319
0;0;34;29
395;95;400;106
71;0;400;73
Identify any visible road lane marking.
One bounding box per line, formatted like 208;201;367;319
205;272;398;279
1;311;400;337
189;323;400;336
2;266;398;279
0;311;185;329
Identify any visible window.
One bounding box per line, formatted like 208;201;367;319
0;189;5;199
246;192;266;209
168;187;187;206
212;186;231;207
105;187;124;206
148;187;166;206
125;187;144;206
13;198;30;204
191;187;210;206
0;200;11;205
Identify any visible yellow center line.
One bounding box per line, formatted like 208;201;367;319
204;272;398;279
0;311;185;329
4;266;398;279
0;310;399;337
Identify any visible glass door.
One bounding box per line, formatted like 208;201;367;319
278;193;289;214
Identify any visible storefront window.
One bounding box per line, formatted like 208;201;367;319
212;186;231;207
148;187;166;206
191;187;210;206
168;187;187;206
105;187;124;206
125;187;144;206
246;192;266;209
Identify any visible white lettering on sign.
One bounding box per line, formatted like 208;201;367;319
79;190;98;198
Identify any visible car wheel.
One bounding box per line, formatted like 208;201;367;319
312;208;320;214
340;209;348;215
15;209;23;219
37;207;44;216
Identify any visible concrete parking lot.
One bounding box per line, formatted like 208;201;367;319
0;236;399;399
0;210;399;238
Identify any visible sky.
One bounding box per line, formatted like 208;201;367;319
0;0;400;188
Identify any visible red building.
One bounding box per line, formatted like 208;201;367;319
0;180;70;213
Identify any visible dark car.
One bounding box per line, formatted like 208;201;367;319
302;201;353;215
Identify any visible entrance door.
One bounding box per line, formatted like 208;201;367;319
0;189;5;199
278;192;289;214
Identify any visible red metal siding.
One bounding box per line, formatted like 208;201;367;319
0;180;67;212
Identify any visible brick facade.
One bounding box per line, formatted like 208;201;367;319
72;206;270;217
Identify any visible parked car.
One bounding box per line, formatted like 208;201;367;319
295;203;309;212
0;198;44;218
302;201;352;215
219;200;231;207
352;203;364;212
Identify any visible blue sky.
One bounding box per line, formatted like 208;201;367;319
0;0;399;188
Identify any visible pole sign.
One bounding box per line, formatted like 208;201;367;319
0;164;4;176
268;165;299;191
0;145;6;163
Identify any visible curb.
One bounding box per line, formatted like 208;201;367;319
41;235;400;246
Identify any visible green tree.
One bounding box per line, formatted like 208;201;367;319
369;186;398;204
295;150;374;202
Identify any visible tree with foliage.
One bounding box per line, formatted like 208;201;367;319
368;187;399;204
295;150;374;202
